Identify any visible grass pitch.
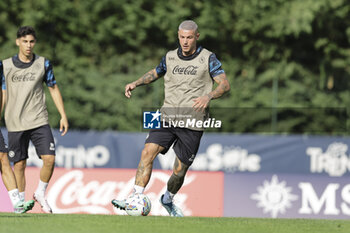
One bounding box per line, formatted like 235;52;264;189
0;213;349;233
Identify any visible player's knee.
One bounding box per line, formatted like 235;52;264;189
141;145;158;163
173;168;187;178
141;149;153;165
0;155;10;168
0;154;4;172
42;155;55;167
0;152;7;163
173;161;189;178
14;160;26;170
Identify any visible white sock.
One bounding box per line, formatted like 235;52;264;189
35;180;48;196
133;185;145;194
19;192;25;202
162;190;175;204
8;189;21;206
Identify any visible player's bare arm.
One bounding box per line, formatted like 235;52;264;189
1;90;5;114
125;69;159;98
192;73;230;112
48;84;69;136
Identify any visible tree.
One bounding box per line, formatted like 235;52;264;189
0;0;348;134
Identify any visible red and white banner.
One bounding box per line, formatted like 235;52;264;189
2;167;223;216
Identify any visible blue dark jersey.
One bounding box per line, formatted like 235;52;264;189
1;54;56;90
156;46;225;78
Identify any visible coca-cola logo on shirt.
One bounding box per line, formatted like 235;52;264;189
172;65;198;75
12;73;35;82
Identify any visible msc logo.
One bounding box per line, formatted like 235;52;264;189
143;110;161;129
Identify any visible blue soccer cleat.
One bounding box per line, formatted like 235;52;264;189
111;199;126;210
159;195;184;217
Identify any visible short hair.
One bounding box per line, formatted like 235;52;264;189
178;20;198;32
17;26;37;39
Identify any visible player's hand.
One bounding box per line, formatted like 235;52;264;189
60;115;69;136
192;95;211;112
125;82;136;98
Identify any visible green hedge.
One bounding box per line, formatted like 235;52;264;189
0;0;349;134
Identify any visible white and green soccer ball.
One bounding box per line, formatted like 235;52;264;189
125;193;152;216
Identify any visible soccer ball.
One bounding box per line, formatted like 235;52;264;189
125;193;152;216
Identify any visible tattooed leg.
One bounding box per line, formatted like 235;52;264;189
135;143;164;187
167;156;189;194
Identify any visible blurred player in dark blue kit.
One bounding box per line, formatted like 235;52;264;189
112;20;230;216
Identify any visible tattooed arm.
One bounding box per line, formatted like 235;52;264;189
125;69;159;98
192;73;230;111
208;73;231;99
